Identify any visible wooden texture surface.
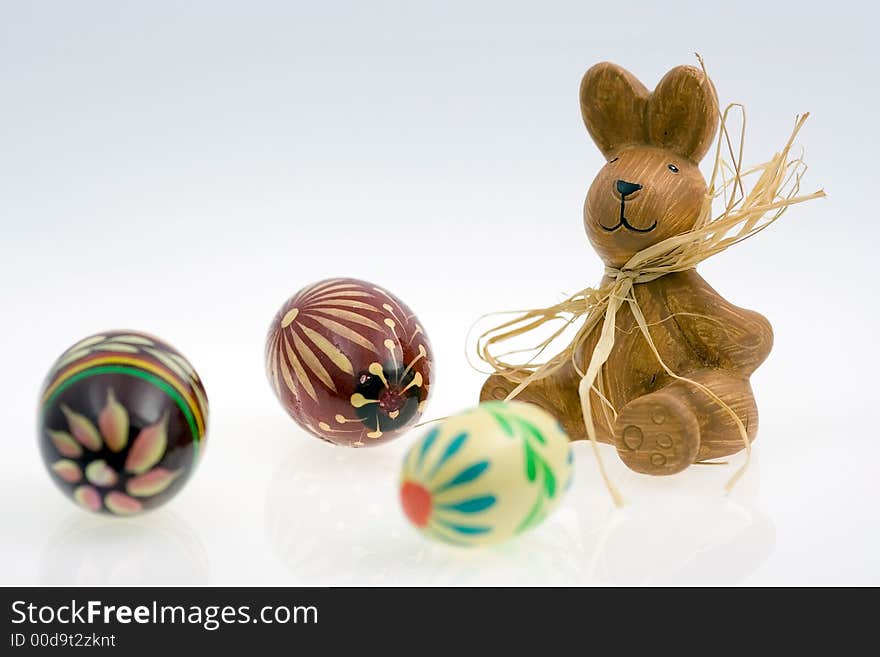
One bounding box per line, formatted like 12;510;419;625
481;62;772;476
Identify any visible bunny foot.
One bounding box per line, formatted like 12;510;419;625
614;387;701;475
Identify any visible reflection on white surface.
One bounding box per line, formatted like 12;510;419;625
40;508;210;585
593;499;775;585
589;454;775;585
267;437;775;585
266;437;409;586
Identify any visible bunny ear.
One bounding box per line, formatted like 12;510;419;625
646;65;719;162
579;62;649;158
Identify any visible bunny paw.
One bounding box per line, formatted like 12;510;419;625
614;388;701;475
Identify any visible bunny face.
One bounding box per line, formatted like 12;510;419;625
584;146;706;267
579;62;719;267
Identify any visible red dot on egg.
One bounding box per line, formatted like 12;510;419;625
400;481;432;527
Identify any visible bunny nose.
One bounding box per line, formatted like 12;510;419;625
616;179;642;197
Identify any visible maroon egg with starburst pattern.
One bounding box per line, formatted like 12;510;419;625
265;278;433;447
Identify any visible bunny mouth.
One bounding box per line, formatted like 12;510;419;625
600;199;657;233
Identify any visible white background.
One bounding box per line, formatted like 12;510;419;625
1;1;877;585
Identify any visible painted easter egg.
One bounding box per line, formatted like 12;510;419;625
38;331;208;516
265;278;433;447
399;401;573;547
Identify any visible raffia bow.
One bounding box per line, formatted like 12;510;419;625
475;103;825;507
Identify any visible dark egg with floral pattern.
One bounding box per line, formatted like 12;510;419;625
38;331;209;516
265;278;433;447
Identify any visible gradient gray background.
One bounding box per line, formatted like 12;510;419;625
1;1;876;585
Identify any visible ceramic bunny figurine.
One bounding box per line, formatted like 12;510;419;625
481;63;773;475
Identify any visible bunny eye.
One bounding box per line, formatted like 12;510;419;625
667;164;679;173
608;157;619;163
